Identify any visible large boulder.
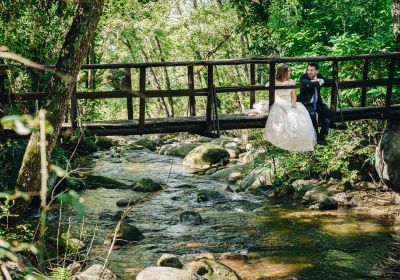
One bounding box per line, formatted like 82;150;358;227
183;258;242;280
182;144;230;169
136;267;200;280
160;143;198;157
375;123;400;192
75;264;117;280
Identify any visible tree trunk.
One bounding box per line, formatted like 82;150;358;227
11;0;104;217
392;0;400;45
122;36;171;117
154;34;174;117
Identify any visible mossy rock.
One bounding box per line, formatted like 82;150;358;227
182;144;230;169
209;165;246;181
132;178;162;192
135;138;158;151
85;174;128;189
161;143;198;157
104;224;144;245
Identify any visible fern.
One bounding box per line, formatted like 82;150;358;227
49;267;69;280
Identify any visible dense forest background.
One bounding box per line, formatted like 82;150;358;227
0;0;397;120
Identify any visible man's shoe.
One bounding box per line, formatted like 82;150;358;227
330;123;347;130
317;136;328;146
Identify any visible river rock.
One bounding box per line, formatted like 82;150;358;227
136;267;200;280
160;143;198;157
226;148;241;159
195;253;215;260
332;192;352;205
135;138;158;151
156;253;183;269
183;258;242;280
116;197;140;207
85;174;128;189
239;167;273;193
132;178;162;192
208;164;246;182
375;123;400;192
68;262;82;275
180;210;203;225
182;144;230;169
75;264;117;280
318;196;338;210
302;186;329;203
104;224;144;245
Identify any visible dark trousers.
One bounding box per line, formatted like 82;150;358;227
303;102;331;138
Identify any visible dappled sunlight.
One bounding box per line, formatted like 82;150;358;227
126;162;168;171
221;256;313;280
322;221;387;236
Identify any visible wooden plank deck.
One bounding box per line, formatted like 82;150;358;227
3;105;400;139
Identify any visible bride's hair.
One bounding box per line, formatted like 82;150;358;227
276;64;290;82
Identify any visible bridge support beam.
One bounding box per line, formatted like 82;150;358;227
188;66;196;116
331;60;339;124
0;61;4;139
206;65;214;132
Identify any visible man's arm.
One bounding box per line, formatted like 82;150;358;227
317;74;334;87
300;74;320;88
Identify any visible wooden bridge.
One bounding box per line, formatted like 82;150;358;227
1;53;400;138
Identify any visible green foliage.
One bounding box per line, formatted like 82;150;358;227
49;267;69;280
251;120;383;187
56;190;86;218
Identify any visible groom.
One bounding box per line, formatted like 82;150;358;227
298;62;334;145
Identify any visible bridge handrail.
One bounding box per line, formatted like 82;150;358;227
0;52;399;134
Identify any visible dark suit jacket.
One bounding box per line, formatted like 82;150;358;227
298;73;334;104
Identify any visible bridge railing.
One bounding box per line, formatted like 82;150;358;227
0;52;399;134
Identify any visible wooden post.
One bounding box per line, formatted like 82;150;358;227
139;67;146;133
206;65;214;131
71;85;78;131
361;59;369;107
250;63;256;108
386;57;396;109
188;66;196;116
331;60;339;123
268;62;275;108
125;67;133;120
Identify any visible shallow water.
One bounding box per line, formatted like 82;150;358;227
62;148;400;280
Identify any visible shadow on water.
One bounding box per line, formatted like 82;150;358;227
59;148;400;280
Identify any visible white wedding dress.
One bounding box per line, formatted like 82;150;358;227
247;80;317;152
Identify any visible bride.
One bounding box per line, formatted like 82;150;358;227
248;64;317;152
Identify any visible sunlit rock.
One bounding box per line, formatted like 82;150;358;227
375;123;400;192
157;253;183;269
159;143;198;157
183;258;242;280
136;267;200;280
182;144;230;169
75;264;117;280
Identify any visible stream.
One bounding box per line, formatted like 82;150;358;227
60;146;400;279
